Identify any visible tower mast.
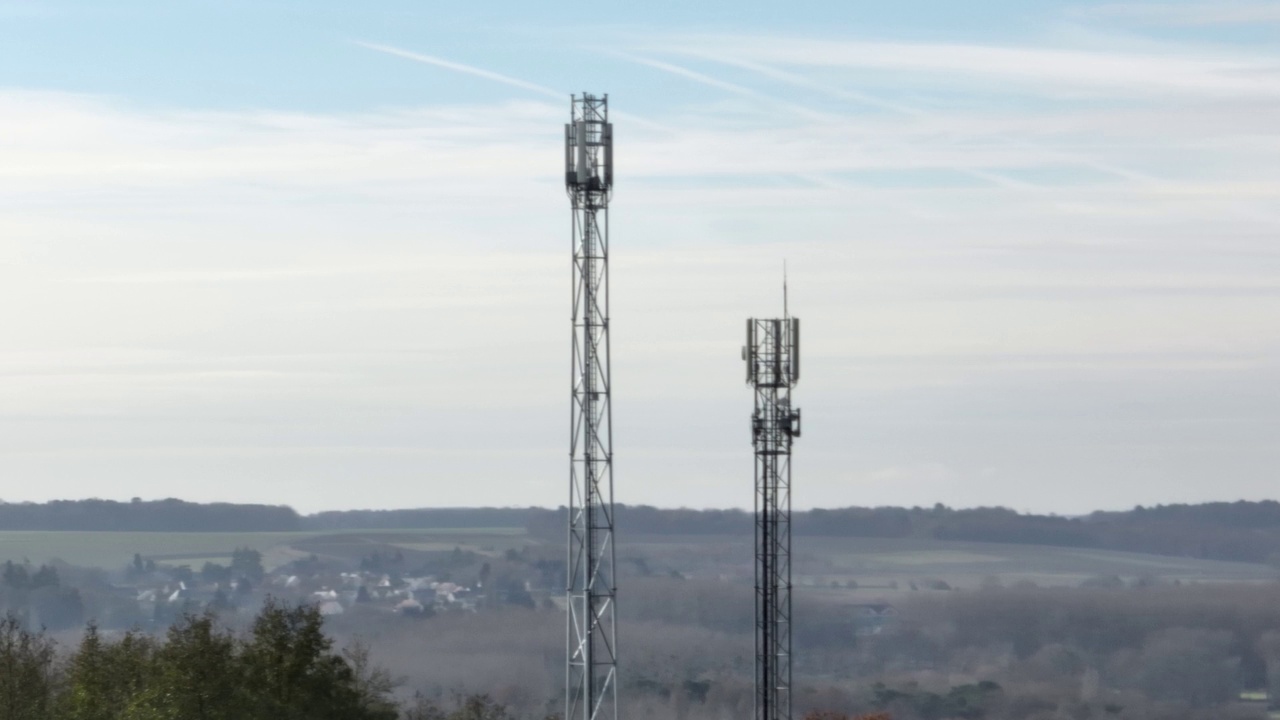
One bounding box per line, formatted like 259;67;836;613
566;93;617;720
745;299;801;720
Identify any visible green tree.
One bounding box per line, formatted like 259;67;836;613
405;695;509;720
229;548;264;583
6;598;405;720
2;561;30;590
0;614;56;720
239;598;367;720
62;623;156;720
31;585;83;631
208;589;235;614
343;640;401;720
128;613;243;720
1137;627;1238;708
29;566;59;590
201;562;231;585
448;695;511;720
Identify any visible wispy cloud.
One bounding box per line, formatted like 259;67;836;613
0;91;564;196
650;36;1280;97
695;51;1164;186
662;51;925;118
623;29;1280;227
1079;2;1280;26
6;20;1280;512
616;53;1044;190
352;41;564;100
351;41;676;135
59;264;424;284
616;52;834;123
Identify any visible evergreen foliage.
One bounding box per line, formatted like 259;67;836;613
0;600;404;720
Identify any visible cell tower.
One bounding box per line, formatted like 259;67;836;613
744;288;800;720
565;93;616;720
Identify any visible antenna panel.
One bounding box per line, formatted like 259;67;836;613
575;120;589;184
603;123;613;190
789;319;799;384
564;124;575;188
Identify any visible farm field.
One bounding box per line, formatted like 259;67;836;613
0;527;530;570
3;527;1277;592
626;534;1279;592
796;536;1280;592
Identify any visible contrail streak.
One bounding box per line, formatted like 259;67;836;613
619;52;1034;190
678;51;926;118
354;40;564;100
355;41;677;133
674;48;1165;186
616;52;834;123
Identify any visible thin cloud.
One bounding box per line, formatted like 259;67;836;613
58;264;424;284
656;36;1280;97
353;40;564;100
653;50;925;118
639;39;1279;196
616;52;1035;190
354;41;676;135
1080;2;1280;26
616;52;834;123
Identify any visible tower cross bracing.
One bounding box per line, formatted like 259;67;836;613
565;92;616;720
744;314;800;720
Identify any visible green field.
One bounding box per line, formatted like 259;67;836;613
795;536;1279;591
626;533;1279;591
3;528;1276;591
0;528;529;570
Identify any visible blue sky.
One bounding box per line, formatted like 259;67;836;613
1;1;1278;512
5;0;1274;112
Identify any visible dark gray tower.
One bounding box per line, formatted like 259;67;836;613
566;93;616;720
744;305;800;720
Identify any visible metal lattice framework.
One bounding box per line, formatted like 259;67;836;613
745;314;800;720
566;93;616;720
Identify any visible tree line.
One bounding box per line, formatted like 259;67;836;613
0;598;528;720
0;499;301;532
10;498;1280;564
312;574;1280;720
834;582;1280;719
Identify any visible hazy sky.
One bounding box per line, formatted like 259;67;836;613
1;1;1278;514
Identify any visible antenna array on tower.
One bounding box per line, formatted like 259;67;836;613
744;309;801;720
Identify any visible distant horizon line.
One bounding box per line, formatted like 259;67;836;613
4;496;1279;518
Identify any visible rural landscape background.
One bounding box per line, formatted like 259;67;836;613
7;498;1280;719
4;0;1280;719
